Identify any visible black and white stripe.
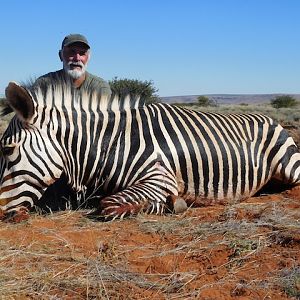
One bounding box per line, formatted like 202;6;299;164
1;74;300;219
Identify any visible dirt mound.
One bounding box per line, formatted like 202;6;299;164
1;188;299;299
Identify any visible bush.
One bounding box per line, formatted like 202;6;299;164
197;95;217;107
109;77;160;103
270;95;298;109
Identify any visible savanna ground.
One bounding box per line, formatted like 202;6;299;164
0;102;300;299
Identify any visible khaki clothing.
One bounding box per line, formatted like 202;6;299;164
35;69;111;96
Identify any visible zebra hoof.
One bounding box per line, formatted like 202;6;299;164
173;197;188;214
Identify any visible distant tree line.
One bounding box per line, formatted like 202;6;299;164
196;95;299;109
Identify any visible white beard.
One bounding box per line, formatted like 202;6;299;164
63;61;88;79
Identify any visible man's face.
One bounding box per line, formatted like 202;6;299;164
61;43;90;79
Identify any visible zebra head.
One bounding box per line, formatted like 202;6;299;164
0;82;64;214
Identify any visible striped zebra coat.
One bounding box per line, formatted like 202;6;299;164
1;75;300;221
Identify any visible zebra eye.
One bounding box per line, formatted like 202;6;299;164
1;145;15;156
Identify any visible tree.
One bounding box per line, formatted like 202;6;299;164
109;77;160;103
270;95;298;109
197;95;217;107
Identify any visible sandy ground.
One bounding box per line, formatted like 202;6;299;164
0;186;299;299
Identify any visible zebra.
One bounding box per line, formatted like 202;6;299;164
1;73;300;221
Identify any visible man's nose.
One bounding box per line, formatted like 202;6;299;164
73;53;81;61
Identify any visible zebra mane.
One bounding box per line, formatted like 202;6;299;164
24;71;145;110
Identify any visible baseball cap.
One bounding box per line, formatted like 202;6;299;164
61;34;90;49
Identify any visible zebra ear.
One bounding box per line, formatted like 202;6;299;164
5;82;34;122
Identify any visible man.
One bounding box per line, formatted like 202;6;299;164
36;33;111;94
36;34;111;212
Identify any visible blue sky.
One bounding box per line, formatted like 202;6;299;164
1;0;299;97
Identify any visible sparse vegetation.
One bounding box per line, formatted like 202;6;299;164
279;267;300;299
184;102;300;128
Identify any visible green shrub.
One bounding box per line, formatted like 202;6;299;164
270;95;298;109
197;95;217;107
109;77;160;103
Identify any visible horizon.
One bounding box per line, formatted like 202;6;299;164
2;92;300;99
162;92;300;98
1;0;300;97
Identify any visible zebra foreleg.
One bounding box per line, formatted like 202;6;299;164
89;192;190;221
89;182;175;220
98;197;149;220
94;190;164;220
88;161;180;220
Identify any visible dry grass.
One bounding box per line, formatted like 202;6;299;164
1;195;299;299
